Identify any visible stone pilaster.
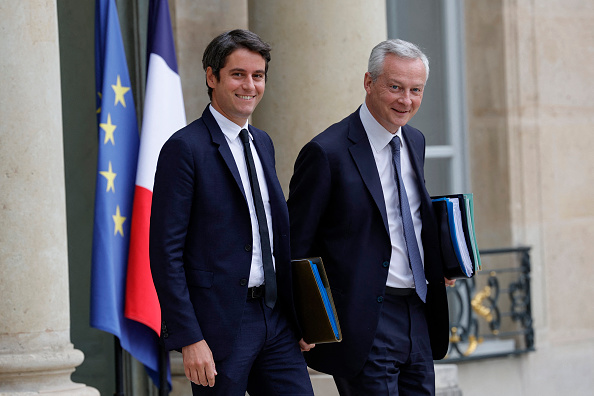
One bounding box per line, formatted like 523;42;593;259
248;0;388;192
172;0;249;123
0;2;97;394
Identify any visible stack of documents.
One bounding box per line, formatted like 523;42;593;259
292;257;342;344
432;194;481;279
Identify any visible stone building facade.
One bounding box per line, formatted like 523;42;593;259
1;1;593;395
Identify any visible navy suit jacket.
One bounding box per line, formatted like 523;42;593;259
287;108;449;377
150;106;295;360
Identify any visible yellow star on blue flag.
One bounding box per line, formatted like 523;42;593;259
112;75;131;107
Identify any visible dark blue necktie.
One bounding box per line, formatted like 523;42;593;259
389;135;427;302
239;129;277;309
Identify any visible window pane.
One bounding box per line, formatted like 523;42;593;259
387;0;448;146
425;158;451;196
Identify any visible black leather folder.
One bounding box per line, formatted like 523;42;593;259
291;257;342;344
432;194;480;279
433;199;468;279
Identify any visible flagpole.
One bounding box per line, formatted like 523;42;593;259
114;336;125;396
158;342;169;396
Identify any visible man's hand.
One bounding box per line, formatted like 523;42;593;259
182;340;217;387
298;338;315;352
445;277;456;287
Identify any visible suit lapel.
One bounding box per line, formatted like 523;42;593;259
249;127;289;250
202;107;247;201
401;125;425;183
347;112;390;235
402;125;434;229
250;128;273;182
251;128;284;213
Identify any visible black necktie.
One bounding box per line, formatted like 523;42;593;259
239;129;277;308
389;136;427;302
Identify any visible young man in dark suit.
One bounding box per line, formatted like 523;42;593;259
150;29;313;396
288;39;454;395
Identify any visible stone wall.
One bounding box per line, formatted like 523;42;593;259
459;1;594;394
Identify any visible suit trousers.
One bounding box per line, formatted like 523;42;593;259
333;293;435;396
191;297;313;396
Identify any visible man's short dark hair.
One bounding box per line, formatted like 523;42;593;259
202;29;272;100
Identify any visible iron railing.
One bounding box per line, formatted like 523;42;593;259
438;246;535;363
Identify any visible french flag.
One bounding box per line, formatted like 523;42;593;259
125;0;186;346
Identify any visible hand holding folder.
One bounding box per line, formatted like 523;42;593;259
292;257;342;344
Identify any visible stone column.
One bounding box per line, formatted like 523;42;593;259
0;2;97;394
173;0;249;123
248;0;388;192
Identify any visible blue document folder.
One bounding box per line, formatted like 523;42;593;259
432;194;481;279
310;261;340;339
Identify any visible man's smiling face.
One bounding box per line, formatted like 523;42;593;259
364;54;426;133
207;47;266;126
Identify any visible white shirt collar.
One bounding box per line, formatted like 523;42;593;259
209;104;250;141
359;101;403;154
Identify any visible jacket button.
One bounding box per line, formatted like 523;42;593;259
240;278;248;286
244;244;252;252
382;261;389;268
377;296;384;303
161;321;169;338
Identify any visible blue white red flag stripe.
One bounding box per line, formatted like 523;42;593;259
125;0;186;347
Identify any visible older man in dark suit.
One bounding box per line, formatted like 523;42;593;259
150;29;313;396
288;39;453;395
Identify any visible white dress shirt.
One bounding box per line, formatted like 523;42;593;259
359;102;425;289
209;105;275;288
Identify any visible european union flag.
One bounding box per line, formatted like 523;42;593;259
91;0;164;388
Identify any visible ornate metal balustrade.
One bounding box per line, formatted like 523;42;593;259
438;246;535;363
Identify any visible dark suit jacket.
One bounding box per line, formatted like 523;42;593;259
287;107;449;378
150;106;296;360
